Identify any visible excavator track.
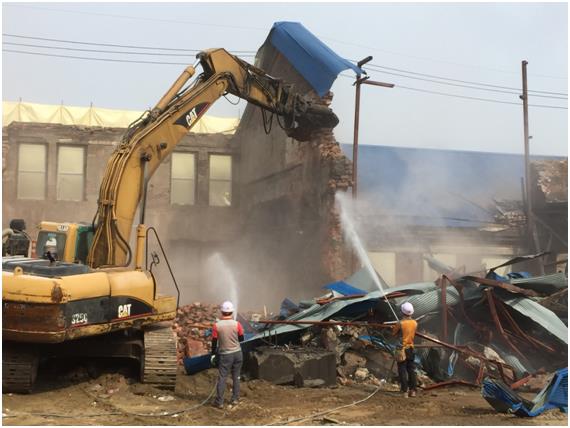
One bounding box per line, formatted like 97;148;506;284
142;325;178;390
2;345;39;393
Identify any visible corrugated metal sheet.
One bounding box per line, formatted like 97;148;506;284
501;296;568;345
511;272;568;294
389;282;438;295
249;291;386;340
395;286;483;318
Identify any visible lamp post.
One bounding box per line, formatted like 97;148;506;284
352;56;394;200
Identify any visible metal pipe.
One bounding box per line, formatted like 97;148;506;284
362;80;395;88
484;289;525;359
496;299;556;353
462;275;539;297
259;319;393;329
422;380;479;390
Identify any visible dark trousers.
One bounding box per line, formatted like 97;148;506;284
397;347;417;392
215;350;243;405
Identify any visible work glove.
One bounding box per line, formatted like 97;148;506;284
210;354;218;368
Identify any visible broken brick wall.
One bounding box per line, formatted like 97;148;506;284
228;42;353;309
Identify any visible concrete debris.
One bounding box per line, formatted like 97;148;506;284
353;367;369;381
341;351;367;375
157;395;175;402
247;346;336;387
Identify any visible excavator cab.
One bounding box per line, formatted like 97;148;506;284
35;222;94;264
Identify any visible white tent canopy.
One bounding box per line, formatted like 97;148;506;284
2;101;239;135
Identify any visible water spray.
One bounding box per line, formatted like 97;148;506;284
335;192;400;322
207;252;239;320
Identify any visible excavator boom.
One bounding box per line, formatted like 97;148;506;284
87;48;338;268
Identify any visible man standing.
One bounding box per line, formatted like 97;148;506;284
211;301;244;409
392;302;418;398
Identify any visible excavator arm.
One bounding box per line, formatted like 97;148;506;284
87;48;339;268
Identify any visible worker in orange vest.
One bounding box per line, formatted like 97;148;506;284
392;302;418;398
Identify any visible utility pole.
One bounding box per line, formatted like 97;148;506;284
520;60;544;274
521;60;532;245
352;56;394;200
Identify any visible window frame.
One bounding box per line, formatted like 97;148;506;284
208;154;233;207
170;151;197;206
56;144;86;201
16;143;47;200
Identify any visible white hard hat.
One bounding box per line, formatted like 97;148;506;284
221;301;234;313
401;302;414;316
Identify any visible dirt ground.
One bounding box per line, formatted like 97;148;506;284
2;361;567;426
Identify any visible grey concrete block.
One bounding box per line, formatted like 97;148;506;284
247;346;336;387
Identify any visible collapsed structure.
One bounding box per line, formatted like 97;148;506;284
179;261;567;417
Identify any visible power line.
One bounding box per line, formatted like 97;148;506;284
2;33;257;54
3;49;192;65
2;41;256;58
3;33;568;99
5;48;567;110
327;36;568;81
3;41;196;57
338;73;568;110
365;67;567;100
394;84;568;110
363;63;568;96
5;33;567;98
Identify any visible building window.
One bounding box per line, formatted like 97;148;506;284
171;152;196;205
209;154;232;206
57;146;85;201
17;143;46;200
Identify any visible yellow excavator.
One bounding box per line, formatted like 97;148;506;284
2;48;338;392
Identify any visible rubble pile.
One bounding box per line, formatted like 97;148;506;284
235;263;567;396
179;257;567;417
171;302;218;365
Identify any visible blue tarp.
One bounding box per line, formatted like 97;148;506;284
269;21;363;96
323;280;367;296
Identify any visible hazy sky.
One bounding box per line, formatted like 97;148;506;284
2;2;568;155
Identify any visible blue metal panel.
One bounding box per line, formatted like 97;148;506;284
323;280;367;296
